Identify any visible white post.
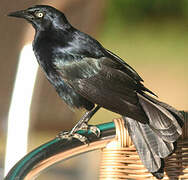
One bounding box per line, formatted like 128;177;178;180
4;44;38;176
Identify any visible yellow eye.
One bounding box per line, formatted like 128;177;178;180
35;12;44;18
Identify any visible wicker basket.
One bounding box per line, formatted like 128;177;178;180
100;113;188;180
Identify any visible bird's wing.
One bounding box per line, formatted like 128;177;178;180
55;56;148;123
105;49;143;82
103;49;156;96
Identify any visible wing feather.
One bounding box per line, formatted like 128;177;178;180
57;57;148;123
105;49;143;82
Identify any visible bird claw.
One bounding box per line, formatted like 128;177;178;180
72;133;89;144
57;131;71;140
79;123;101;138
78;122;89;131
57;123;100;144
89;125;101;137
57;131;89;144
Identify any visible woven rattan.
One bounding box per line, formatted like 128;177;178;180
100;114;188;180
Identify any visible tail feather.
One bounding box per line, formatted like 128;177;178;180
123;93;184;179
142;93;184;127
124;117;174;173
137;93;182;142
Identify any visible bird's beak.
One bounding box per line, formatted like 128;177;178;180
8;10;34;20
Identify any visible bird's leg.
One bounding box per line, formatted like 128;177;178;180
58;105;101;142
70;105;101;135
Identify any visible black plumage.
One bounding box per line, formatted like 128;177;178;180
8;5;184;179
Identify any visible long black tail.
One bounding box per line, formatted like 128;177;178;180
124;93;184;179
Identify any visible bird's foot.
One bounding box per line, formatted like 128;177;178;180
57;123;100;144
89;125;101;137
57;131;89;144
78;123;101;138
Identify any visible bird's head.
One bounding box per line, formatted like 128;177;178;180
8;5;70;31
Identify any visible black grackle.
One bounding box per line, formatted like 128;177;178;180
8;5;184;179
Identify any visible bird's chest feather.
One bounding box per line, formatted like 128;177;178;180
33;30;102;89
32;31;94;109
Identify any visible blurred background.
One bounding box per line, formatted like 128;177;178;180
0;0;188;179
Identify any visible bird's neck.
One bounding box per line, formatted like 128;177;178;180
34;25;73;44
33;27;74;68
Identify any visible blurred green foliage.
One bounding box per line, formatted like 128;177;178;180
106;0;188;24
99;0;188;66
